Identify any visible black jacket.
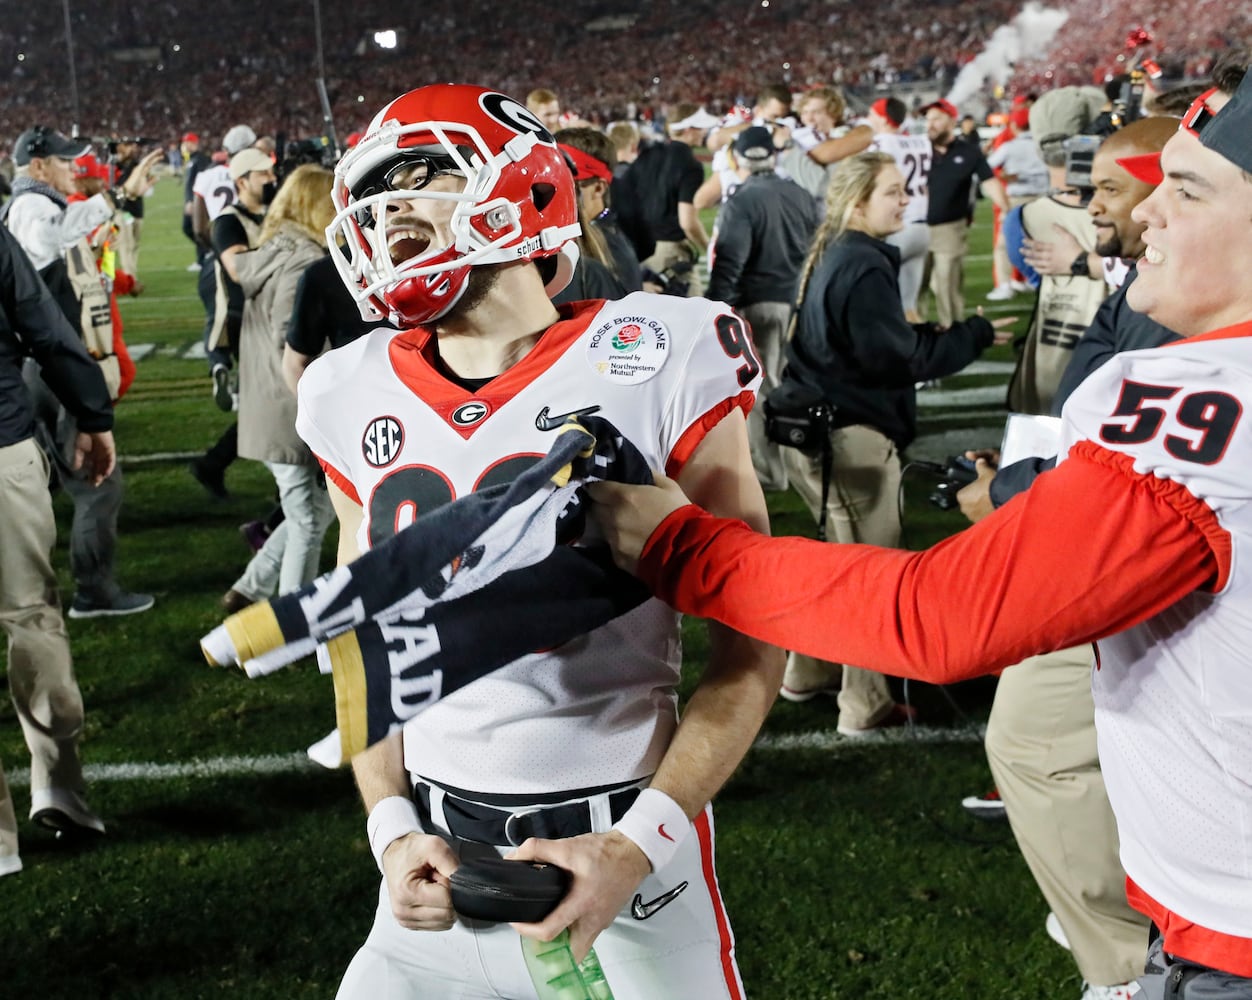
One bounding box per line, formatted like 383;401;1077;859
0;225;112;448
706;171;818;306
782;230;993;448
990;268;1180;506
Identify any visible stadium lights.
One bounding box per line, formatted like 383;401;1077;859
373;29;398;49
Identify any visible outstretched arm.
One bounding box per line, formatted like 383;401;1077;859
593;443;1222;685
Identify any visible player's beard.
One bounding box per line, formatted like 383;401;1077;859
440;265;500;324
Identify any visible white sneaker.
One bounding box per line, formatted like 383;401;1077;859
30;788;106;837
1045;910;1072;950
185;262;202;272
985;284;1016;301
1010;279;1034;293
0;854;22;877
1081;981;1140;999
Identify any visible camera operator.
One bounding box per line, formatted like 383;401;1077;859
772;151;1012;730
991;87;1111;416
110;139;150;276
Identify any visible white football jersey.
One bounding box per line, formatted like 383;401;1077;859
870;131;933;225
1058;327;1252;936
192;164;237;221
297;292;762;795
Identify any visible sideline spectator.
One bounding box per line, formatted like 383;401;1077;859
867;96;934;320
624;102;714;296
986;105;1052;301
188;146;274;501
0;222;116;865
922;98;1010;328
221;165;336;612
4;126;158;618
706;126;817;492
554;126;642;293
771;151;1011;725
526;88;562;133
181;132;212;269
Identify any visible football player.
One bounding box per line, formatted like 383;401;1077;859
593;78;1252;996
299;84;783;999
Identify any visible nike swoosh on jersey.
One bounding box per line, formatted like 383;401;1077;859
631;881;689;920
535;404;602;431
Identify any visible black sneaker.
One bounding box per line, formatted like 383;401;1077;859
212;364;233;412
189;457;229;499
68;591;155;619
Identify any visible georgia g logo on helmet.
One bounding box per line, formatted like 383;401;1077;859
479;93;556;145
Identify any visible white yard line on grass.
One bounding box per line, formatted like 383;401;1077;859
4;726;984;787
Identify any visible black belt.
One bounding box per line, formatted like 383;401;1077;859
413;782;641;847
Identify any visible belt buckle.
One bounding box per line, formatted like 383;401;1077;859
504;808;540;847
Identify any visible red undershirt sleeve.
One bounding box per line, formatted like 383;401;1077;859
638;442;1229;684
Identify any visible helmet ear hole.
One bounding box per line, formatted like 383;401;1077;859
531;183;557;212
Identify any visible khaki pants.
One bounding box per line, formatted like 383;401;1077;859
642;240;703;297
739;301;791;492
782;424;897;728
927;219;970;328
991;195;1034;290
0;439;88;861
986;646;1150;986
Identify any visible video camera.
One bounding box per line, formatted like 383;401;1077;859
1110;28;1163;129
103;137;159;157
641;258;693;298
918;455;979;511
277;135;338;180
1062;134;1101;194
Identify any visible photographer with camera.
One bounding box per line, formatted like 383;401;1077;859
999;86;1111;416
770;151;1012;731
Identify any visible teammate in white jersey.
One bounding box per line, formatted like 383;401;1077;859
867;97;933;320
593;78;1252;997
301;83;783;1000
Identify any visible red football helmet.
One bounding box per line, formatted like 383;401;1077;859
327;84;582;327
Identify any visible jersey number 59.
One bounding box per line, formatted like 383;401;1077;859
1100;380;1242;465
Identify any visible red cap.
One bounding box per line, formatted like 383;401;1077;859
922;99;959;119
870;98;903;128
182;131;199;144
1010;106;1031;129
72;152;96;178
558;143;612;183
1117;152;1163;185
1012;94;1031;106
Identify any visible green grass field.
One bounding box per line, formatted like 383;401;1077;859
0;176;1072;999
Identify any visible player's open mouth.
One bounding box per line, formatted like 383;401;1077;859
1143;245;1165;265
387;228;430;264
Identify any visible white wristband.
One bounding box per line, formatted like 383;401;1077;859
611;787;689;872
366;796;422;874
